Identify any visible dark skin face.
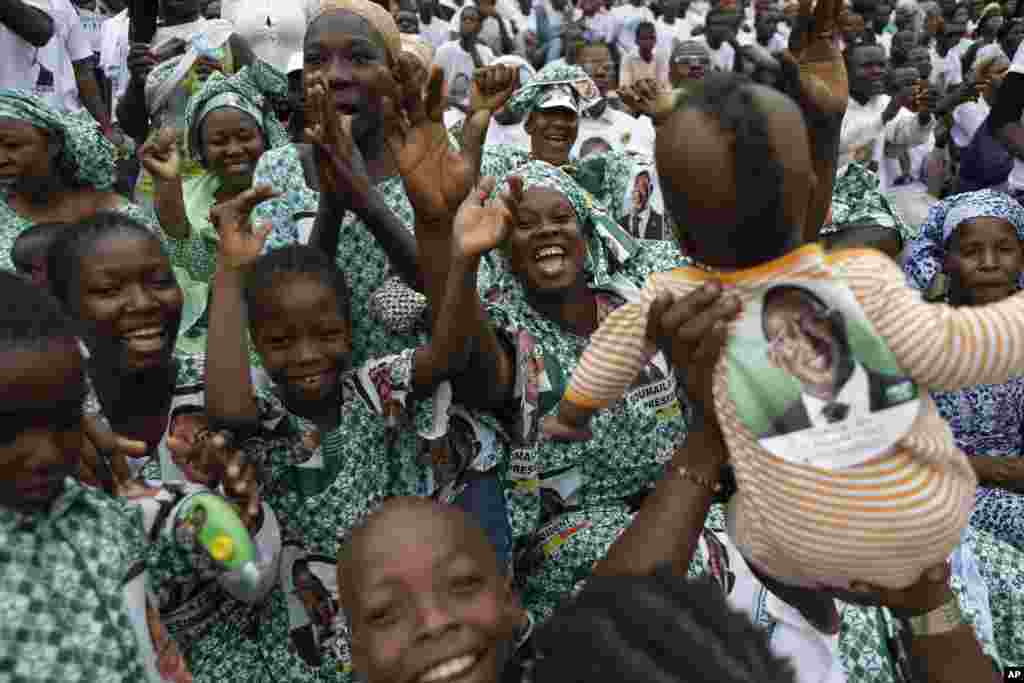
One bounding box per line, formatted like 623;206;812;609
939;23;966;53
847;45;887;101
0;118;57;194
757;13;779;43
576;44;613;95
670;50;711;86
1002;20;1024;57
894;6;916;29
525;107;578;166
345;499;521;683
892;29;918;56
657;85;814;268
503;186;589;298
944;217;1024;306
201;108;265;190
637;26;657;61
73;233;184;375
250;273;352;422
706;11;738;47
460;7;483;41
662;0;682;22
305;11;393;119
0;340;85;514
763;292;850;398
398;9;421;33
908;46;933;79
873;3;892;32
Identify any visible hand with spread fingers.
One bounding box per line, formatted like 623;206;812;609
210;185;280;271
619;79;677;125
304;76;372;213
167;429;262;530
451;175;516;264
388;57;476;230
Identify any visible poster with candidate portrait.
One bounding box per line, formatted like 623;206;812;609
617;159;670;242
281;543;349;669
725;279;922;470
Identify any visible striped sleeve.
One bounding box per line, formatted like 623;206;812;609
836;250;1024;392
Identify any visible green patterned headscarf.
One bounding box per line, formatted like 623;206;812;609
505;63;602;120
0;90;116;191
489;160;639;294
184;63;289;165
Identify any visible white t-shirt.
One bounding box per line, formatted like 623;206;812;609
221;0;316;72
574;105;655;156
99;8;129;120
929;46;963;92
76;7;105;54
433;39;495;94
28;0;93;113
576;8;619;44
951;98;989;147
452;6;507;55
611;3;654;54
420;17;452;49
0;9;44;92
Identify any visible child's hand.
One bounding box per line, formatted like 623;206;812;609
167;429;261;529
451;176;516;262
210;184;279;271
646;283;741;433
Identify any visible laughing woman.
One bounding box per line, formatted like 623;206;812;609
141;65;289;287
0;90;158;272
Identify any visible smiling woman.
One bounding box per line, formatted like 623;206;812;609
0;90;160;273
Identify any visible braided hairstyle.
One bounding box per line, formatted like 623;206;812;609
530;572;796;683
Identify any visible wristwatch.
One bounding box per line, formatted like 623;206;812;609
901;598;964;637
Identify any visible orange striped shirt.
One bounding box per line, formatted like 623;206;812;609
560;244;1015;589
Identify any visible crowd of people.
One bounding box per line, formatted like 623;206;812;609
2;0;1024;680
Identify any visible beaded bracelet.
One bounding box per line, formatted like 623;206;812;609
665;461;723;494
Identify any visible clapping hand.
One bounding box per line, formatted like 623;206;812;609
210;185;279;271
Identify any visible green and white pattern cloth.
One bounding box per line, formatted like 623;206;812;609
0;480;149;683
827;162;915;243
254;143;426;367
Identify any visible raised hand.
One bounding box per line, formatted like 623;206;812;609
388;57;476;229
304;76;372;211
780;0;848;119
167;429;261;529
645;283;741;434
80;415;151;498
452;176;516;262
210;185;279;271
140;128;182;182
469;64;519;115
619;79;677;125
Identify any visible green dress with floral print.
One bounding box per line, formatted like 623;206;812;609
181;351;435;683
480;236;689;621
0;198;161;272
253;143;430;368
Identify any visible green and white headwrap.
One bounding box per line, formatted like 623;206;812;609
505;63;602;120
490;160;639;292
184;63;289;164
0;89;116;191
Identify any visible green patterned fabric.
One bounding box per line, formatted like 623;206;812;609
828;162;915;243
0;89;117;191
254;143;426;367
505;62;601;120
180;353;434;682
0;480;149;683
0;198;161;273
480;143;641;224
475;162;688;619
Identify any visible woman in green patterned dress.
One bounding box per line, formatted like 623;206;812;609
0;90;160;272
